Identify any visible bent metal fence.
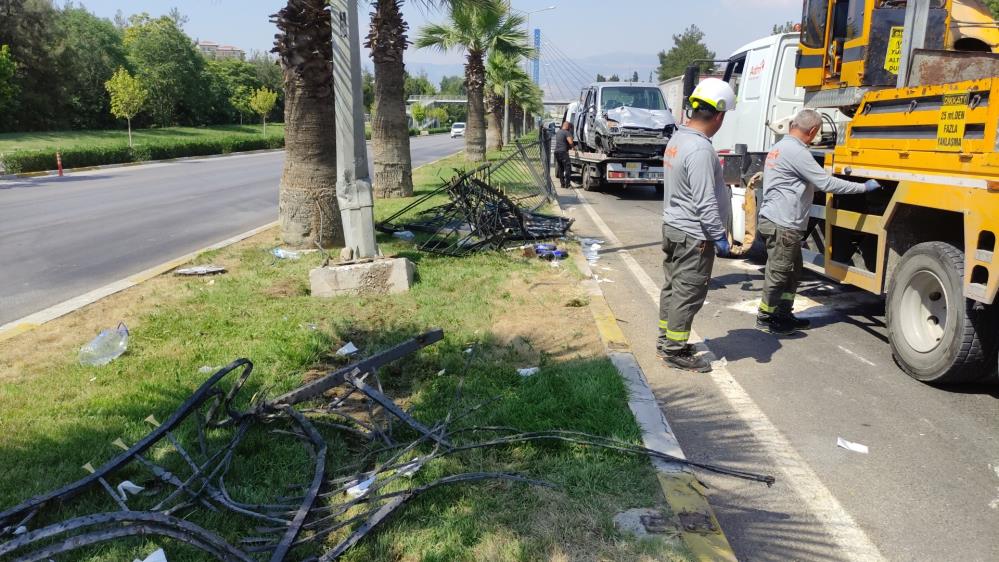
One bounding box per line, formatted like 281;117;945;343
376;136;569;256
0;330;774;561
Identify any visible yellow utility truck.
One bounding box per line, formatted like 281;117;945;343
692;0;999;383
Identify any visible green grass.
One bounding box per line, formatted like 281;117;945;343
0;152;689;561
0;124;285;152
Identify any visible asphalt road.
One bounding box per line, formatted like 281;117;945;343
558;184;999;562
0;134;461;326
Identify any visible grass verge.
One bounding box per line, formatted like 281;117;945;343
0;152;690;561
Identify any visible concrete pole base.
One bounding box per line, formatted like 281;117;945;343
310;257;415;297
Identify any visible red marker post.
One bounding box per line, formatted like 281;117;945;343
56;152;63;177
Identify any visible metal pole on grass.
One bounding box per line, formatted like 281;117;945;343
332;0;378;259
503;83;510;145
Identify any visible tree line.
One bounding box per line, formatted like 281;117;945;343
0;1;283;133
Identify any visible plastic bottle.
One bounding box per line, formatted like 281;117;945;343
271;247;302;260
79;322;129;366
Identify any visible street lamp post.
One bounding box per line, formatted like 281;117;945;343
331;0;377;259
509;5;555;139
516;5;556;77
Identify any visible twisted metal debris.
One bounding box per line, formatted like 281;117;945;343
377;137;573;256
0;330;773;560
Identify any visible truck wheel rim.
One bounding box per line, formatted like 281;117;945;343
899;270;949;354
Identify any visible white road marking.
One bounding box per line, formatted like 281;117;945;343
572;189;887;562
728;296;827;316
837;345;877;367
989;464;999;510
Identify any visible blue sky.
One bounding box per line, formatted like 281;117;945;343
77;0;802;87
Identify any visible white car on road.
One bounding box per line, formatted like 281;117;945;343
450;122;465;138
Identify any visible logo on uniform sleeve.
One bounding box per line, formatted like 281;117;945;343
664;146;678;169
765;149;780;169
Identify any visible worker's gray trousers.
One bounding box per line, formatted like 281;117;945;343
758;217;804;317
659;224;715;352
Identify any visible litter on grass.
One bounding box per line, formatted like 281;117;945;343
116;480;144;500
346;476;376;498
336;342;359;357
392;231;416;242
133;548;167;562
837;437;869;454
175;265;226;276
78;322;129;366
271;248;302;260
398;460;423;478
517;367;540;377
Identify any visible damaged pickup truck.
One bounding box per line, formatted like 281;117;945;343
571;83;676;158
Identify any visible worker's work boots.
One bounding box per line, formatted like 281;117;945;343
776;303;811;330
756;312;798;336
657;340;711;373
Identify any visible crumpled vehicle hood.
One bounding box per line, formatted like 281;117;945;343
605;106;676;130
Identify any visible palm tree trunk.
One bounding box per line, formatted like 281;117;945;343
464;50;486;162
272;0;343;248
485;90;503;152
367;0;413;198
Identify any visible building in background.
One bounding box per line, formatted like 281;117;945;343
197;41;245;60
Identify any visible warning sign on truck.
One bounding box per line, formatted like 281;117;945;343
937;93;969;152
884;26;904;75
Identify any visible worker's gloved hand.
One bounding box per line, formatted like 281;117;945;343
714;238;731;257
864;179;882;192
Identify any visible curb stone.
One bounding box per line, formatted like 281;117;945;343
550;178;736;561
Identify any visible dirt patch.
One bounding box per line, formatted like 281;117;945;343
489;268;604;365
263;277;309;298
0;229;281;383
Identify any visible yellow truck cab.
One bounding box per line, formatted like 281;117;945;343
689;0;999;384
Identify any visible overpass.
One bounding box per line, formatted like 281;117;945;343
406;95;574;107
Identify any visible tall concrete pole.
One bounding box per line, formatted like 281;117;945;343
503;83;510;145
331;0;377;259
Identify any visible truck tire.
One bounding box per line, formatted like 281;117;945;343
886;241;996;384
582;165;601;192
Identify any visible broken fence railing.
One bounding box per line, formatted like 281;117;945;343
377;138;571;256
0;329;773;561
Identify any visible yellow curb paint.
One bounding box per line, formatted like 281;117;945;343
0;323;40;342
659;472;737;561
565;196;738;562
586;278;735;560
585;287;630;352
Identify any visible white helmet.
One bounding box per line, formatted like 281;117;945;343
689;78;737;112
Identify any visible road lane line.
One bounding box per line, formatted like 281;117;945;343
837;345;877;367
572;189;887;562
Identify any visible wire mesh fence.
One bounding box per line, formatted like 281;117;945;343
377;134;570;256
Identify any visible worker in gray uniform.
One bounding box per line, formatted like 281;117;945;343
553;121;575;189
659;78;737;373
756;109;882;334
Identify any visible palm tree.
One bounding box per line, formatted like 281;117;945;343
271;0;343;247
366;1;414;199
485;50;531;151
415;0;530;162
